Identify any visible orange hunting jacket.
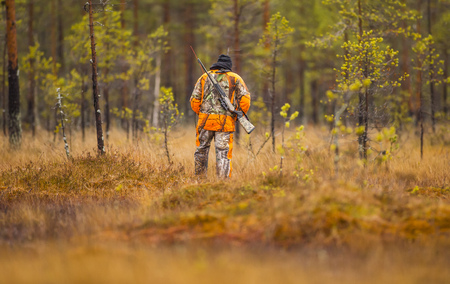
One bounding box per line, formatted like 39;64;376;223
190;70;251;132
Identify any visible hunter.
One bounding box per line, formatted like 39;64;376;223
190;54;251;178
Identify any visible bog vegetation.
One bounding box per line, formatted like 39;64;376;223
0;0;449;283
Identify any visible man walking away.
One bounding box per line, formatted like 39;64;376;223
190;54;251;178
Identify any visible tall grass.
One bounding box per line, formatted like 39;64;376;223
1;125;448;244
0;125;449;282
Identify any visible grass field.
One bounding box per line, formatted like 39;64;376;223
0;125;449;283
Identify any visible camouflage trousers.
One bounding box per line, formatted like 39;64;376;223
194;129;233;178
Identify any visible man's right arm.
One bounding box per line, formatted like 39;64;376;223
190;76;204;114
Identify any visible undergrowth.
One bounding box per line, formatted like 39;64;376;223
0;134;449;248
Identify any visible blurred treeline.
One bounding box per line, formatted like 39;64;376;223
0;0;449;142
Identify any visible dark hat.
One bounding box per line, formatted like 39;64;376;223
210;54;233;71
217;54;232;67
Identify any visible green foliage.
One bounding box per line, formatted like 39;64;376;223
66;14;93;65
159;87;183;131
328;31;408;145
279;103;299;151
98;12;133;76
412;35;445;85
307;0;426;135
335;31;407;96
126;26;169;86
259;12;294;54
322;26;408;162
201;0;262;63
159;87;183;164
21;43;62;120
373;127;399;164
111;107;133;121
287;125;314;182
280;103;299;128
248;97;270;129
67;12;133;68
320;0;420;40
265;124;313;183
59;69;84;123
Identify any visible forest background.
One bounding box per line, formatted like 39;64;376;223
0;0;450;283
0;0;448;149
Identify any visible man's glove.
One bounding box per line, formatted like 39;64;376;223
234;110;244;119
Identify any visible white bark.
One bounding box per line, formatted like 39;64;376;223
152;54;161;127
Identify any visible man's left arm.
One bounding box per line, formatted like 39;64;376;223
235;78;251;114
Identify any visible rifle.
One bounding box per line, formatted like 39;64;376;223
190;46;255;134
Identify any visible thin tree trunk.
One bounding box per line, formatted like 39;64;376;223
27;0;36;137
298;51;305;122
358;0;363;38
417;45;424;159
233;0;241;74
401;1;413;117
104;69;110;141
120;0;128;134
120;0;125;28
2;17;7;137
415;16;424;158
152;54;161;127
363;51;370;161
271;33;278;153
342;31;350;127
132;80;139;141
164;119;171;164
357;0;364;159
81;77;86;142
444;48;448;116
311;79;319;124
51;0;57;74
57;0;64;74
88;0;105;154
262;0;270;104
33;77;38;130
184;1;195;119
363;88;369;161
298;4;305;123
133;0;139;47
427;0;435;132
162;1;172;88
233;0;241;142
334;103;348;179
357;94;364;159
5;0;21;147
415;0;423;124
53;107;57;142
56;88;70;159
133;0;140;140
103;19;111;142
419;69;424;159
402;36;413;117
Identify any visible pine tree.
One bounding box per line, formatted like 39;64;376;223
5;0;21;147
259;12;294;153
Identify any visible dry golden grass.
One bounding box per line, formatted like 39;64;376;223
1;242;449;284
0;125;449;283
